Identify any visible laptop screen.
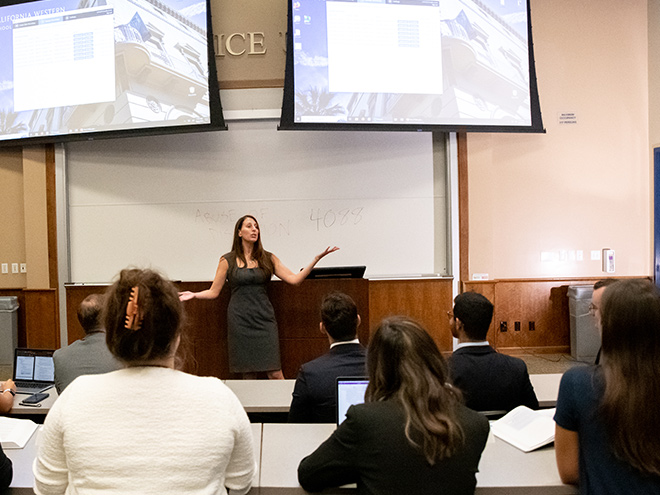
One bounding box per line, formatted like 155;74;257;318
336;377;369;425
14;348;55;383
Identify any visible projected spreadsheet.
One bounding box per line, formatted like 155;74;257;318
12;6;115;112
326;1;442;95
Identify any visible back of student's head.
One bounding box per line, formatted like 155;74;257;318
320;291;359;341
599;278;660;476
601;279;660;360
594;278;618;291
366;316;463;464
104;268;183;364
452;292;494;340
77;293;104;334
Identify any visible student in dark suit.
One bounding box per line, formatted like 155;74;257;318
288;291;366;423
448;292;538;412
53;294;123;393
298;316;489;495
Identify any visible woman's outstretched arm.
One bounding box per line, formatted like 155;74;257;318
272;246;339;286
179;257;229;301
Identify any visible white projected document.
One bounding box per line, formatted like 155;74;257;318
326;1;443;94
13;6;115;112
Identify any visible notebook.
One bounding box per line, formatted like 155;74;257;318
12;348;55;394
336;376;369;425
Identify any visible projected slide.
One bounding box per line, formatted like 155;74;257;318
13;6;115;111
292;0;534;127
0;0;213;141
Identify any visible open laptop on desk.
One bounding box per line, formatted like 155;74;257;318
12;348;55;395
336;377;369;424
307;266;366;279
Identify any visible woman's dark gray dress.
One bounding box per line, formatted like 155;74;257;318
224;253;281;373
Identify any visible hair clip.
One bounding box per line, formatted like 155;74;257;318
125;286;142;331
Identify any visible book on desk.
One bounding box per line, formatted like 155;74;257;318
0;417;39;449
490;406;556;453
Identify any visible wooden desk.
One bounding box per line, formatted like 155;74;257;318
6;425;40;489
227;374;561;416
225;380;295;413
260;423;578;494
530;373;562;408
251;423;263;487
10;388;58;417
6;423;262;491
6;421;576;494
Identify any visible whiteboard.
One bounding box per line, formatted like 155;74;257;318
66;119;436;282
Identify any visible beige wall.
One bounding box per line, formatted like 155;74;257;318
650;0;660;149
466;0;650;280
22;147;50;288
0;148;27;288
0;147;50;289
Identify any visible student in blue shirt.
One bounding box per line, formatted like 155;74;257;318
555;279;660;493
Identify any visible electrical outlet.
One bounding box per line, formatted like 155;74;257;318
11;263;18;274
529;321;535;331
1;263;7;274
20;263;27;273
500;321;508;332
514;321;521;331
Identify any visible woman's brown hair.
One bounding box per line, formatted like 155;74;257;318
231;215;273;278
366;316;464;464
104;268;184;364
599;279;660;476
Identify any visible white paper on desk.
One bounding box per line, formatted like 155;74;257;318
0;416;38;449
490;406;556;453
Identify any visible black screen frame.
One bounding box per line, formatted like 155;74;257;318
0;0;226;148
279;0;544;133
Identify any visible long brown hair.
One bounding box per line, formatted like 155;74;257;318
599;279;660;476
230;215;273;278
366;316;464;464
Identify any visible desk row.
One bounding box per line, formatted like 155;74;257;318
220;374;562;414
10;374;562;419
10;374;562;417
8;422;575;494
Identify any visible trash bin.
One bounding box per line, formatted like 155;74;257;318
0;296;19;373
567;285;600;362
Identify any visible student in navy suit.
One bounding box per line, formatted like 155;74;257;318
288;291;366;423
448;292;538;412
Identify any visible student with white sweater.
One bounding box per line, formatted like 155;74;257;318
33;268;256;495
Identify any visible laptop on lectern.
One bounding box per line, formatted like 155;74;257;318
12;348;55;394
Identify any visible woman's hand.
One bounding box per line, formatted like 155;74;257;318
1;379;15;392
178;291;195;302
316;246;340;262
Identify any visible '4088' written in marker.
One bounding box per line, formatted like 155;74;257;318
310;207;363;231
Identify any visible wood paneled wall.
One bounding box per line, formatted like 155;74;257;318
368;278;454;353
0;288;59;349
463;278;615;354
57;277;631;377
65;279;370;380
